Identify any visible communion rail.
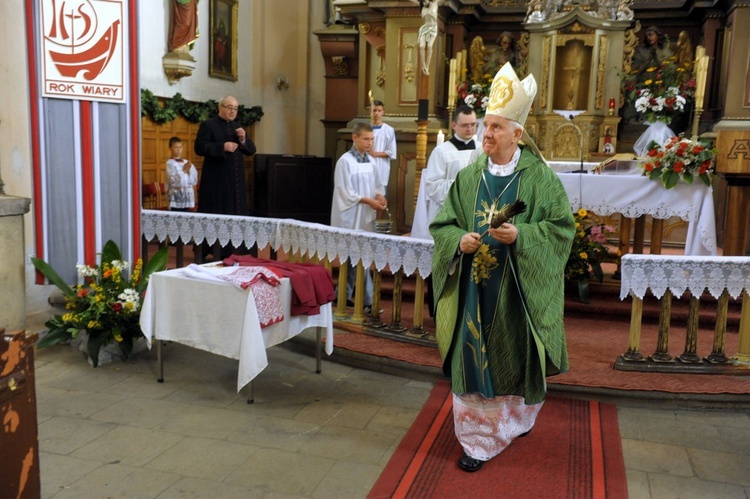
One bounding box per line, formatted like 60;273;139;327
140;210;436;342
617;254;750;374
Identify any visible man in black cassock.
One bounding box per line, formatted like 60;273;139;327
195;95;256;258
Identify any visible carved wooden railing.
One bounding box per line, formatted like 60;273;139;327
616;254;750;373
140;210;435;343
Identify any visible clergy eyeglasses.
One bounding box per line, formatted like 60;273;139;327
221;104;239;111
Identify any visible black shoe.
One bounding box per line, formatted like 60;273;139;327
458;454;484;472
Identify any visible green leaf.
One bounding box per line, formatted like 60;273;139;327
700;173;712;186
682;172;694;184
37;327;74;349
662;170;679;189
101;239;122;265
138;246;169;293
31;257;75;297
87;330;110;367
577;277;590;304
592;262;604;283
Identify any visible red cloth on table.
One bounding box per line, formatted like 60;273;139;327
223;255;335;316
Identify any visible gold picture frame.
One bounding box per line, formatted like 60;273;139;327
209;0;238;81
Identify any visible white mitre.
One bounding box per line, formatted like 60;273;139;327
485;62;537;126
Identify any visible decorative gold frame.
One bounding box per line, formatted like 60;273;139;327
209;0;238;81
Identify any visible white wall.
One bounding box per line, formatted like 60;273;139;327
0;1;50;314
139;0;256;105
139;0;327;157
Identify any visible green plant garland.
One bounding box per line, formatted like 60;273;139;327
140;89;264;127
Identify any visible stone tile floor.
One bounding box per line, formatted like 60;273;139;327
25;311;750;498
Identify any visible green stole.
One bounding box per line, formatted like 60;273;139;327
449;170;521;397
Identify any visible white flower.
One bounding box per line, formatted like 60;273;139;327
674;94;686;111
464;94;476;106
635;96;650;113
76;264;97;277
118;288;140;304
480;96;489;109
111;260;130;271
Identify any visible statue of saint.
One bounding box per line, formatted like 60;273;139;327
168;0;199;56
632;26;673;76
675;31;694;71
486;32;516;73
469;36;486;82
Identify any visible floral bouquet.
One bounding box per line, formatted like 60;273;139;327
32;240;168;366
640;135;716;189
623;58;695;124
457;73;493;115
565;209;618;303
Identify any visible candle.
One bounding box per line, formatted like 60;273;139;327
437;130;445;146
694;54;709;109
695;45;705;62
448;58;456;104
608;98;615;116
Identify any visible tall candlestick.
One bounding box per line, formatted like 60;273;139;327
436;130;445;146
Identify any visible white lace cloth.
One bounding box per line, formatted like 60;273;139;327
620;254;750;300
141;210;436;277
143;173;717;276
557;173;717;256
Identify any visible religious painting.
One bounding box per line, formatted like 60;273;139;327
209;0;237;81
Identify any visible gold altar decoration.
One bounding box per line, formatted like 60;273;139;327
523;6;629;161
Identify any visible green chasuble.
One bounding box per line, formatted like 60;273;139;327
430;147;575;404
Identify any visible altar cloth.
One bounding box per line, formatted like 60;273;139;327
557;173;717;256
140;266;334;392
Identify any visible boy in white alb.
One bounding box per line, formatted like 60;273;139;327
369;100;397;192
166;136;198;211
331;123;388;309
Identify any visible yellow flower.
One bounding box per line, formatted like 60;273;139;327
646;67;656;72
575;222;581;229
577;208;587;218
87;320;102;329
644;79;653;86
654;80;663;86
579;252;588;260
62;313;74;322
124;302;135;312
113;332;123;343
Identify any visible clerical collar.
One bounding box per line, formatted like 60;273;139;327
450;136;475;151
371;124;383;130
348;147;370;163
487;147;521;177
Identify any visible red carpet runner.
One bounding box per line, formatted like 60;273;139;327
369;381;628;499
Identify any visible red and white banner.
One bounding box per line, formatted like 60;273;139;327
40;0;126;102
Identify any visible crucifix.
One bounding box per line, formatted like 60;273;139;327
562;62;583;110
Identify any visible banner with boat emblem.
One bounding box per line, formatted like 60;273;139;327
41;0;126;102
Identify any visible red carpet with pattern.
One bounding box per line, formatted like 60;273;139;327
369;381;627;499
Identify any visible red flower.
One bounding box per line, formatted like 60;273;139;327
692;145;705;154
647;148;659;157
673;160;685;173
111;302;123;313
644;163;654;172
77;289;89;298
